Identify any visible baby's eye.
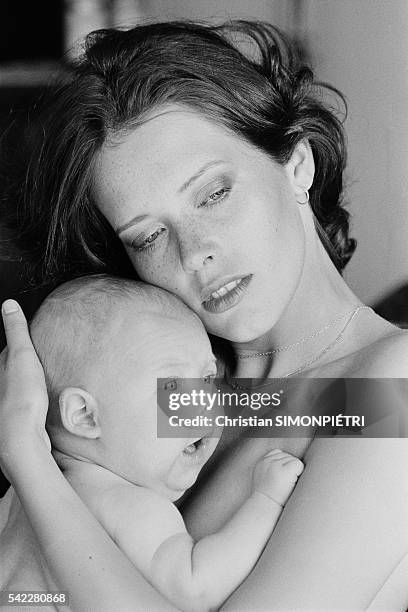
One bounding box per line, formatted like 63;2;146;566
163;379;178;391
203;373;217;384
132;227;166;252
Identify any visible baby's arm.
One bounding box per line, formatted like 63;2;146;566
103;450;303;612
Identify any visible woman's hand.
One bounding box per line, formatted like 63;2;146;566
0;299;50;480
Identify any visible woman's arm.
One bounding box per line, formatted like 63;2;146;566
0;301;176;612
223;436;408;610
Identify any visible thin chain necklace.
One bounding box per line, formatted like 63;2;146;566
281;305;371;378
236;306;370;359
228;306;372;389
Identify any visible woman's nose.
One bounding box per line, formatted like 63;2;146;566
180;239;216;273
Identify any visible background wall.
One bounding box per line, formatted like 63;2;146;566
304;0;408;303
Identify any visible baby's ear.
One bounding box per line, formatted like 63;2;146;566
59;387;101;439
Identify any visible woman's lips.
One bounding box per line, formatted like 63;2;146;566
202;274;252;313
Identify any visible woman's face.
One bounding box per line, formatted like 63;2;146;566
93;107;307;342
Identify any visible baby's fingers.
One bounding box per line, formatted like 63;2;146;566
262;449;294;461
283;457;305;476
262;448;286;458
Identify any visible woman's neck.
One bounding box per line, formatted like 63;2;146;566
231;238;365;379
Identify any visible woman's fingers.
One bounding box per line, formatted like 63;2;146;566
2;300;40;381
0;300;51;467
2;300;37;384
2;299;31;351
2;299;39;365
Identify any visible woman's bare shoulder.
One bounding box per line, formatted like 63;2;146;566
352;327;408;377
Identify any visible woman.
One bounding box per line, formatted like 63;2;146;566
1;21;408;610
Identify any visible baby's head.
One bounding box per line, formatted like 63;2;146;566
30;275;218;500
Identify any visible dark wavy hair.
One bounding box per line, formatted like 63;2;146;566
2;20;356;286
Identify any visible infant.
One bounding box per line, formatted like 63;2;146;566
0;275;303;611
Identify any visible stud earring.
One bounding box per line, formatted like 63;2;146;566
296;190;309;205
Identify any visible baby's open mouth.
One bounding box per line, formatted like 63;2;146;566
183;438;203;455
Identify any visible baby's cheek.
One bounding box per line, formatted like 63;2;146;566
165;458;197;493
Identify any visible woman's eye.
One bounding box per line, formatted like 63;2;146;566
132;227;166;252
199;186;230;208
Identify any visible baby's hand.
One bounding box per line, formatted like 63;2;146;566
253;449;304;507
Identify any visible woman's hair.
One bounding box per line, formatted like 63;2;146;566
3;20;356;286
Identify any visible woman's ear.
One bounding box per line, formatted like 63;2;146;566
59;387;101;439
285;140;315;201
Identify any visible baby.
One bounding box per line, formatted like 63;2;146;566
0;275;303;611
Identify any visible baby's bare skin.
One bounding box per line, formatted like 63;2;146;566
58;448;303;612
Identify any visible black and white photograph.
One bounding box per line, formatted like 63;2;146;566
0;1;407;610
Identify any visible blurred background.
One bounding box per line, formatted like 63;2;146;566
1;0;407;333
